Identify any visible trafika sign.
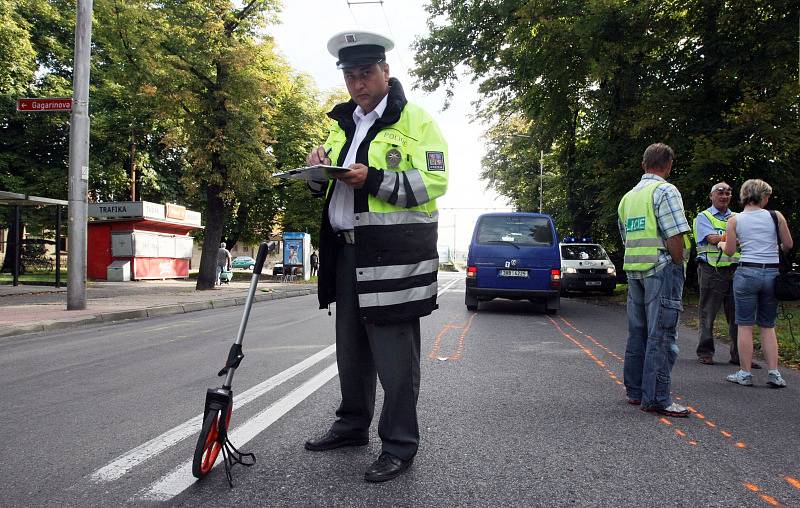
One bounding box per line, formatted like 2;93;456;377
16;98;73;112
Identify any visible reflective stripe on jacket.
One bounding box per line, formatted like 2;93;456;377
693;209;741;267
618;181;666;272
316;78;448;324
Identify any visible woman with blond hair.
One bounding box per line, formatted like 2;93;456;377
719;179;793;387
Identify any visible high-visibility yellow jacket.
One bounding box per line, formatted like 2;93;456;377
316;78;449;324
693;209;741;267
618;181;690;272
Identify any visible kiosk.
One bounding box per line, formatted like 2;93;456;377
87;201;202;280
282;232;311;281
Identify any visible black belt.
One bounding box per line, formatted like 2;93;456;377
739;262;780;269
697;260;737;268
334;230;355;245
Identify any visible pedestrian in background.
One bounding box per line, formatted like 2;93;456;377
310;250;319;277
303;30;448;482
693;182;760;367
720;179;793;388
215;242;231;286
618;143;691;417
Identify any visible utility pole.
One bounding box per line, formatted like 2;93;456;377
67;0;93;310
539;149;544;213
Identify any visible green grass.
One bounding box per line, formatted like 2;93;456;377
0;270;65;285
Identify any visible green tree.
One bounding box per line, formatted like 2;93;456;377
414;0;800;254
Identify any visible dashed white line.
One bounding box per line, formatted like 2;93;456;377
89;344;335;483
138;363;339;501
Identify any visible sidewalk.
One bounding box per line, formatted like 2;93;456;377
0;277;317;338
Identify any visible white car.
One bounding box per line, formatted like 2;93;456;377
559;240;616;295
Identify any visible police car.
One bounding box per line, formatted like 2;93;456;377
559;237;616;295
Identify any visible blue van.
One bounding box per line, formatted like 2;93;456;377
465;212;561;314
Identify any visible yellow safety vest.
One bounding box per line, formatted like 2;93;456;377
618;181;690;272
693;210;741;267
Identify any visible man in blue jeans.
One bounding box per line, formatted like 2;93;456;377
618;143;691;417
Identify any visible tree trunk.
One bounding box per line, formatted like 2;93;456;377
125;140;137;201
196;183;226;290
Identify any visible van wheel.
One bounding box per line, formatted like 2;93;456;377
465;292;478;311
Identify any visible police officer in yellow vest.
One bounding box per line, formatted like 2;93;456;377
693;182;759;368
618;143;691;418
303;30;448;482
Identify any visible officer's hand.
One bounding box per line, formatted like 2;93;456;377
718;241;727;252
332;163;368;189
306;145;331;166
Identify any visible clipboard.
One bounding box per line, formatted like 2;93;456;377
272;164;350;181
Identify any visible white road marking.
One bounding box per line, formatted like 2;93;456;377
89;344;335;483
139;363;339;501
438;276;461;295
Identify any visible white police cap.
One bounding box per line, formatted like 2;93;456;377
327;30;395;69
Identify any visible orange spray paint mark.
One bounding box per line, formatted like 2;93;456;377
721;431;732;438
615;380;623;385
688;440;698;446
705;421;717;428
743;482;760;492
758;494;781;506
686;405;696;412
785;476;800;490
659;418;672;426
735;442;746;448
695;414;705;420
675;429;686;437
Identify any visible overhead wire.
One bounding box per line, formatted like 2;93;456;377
344;0;410;76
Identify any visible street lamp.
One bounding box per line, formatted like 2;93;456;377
511;135;545;213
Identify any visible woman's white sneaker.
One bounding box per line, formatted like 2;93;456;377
726;370;753;386
767;371;787;388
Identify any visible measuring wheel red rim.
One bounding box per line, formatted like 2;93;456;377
192;405;233;478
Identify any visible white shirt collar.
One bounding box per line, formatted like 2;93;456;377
353;93;388;122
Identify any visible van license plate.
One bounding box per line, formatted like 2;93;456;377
586;281;601;286
499;269;527;277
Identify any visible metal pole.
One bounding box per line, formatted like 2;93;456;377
55;205;62;288
539;150;544;213
13;205;20;287
452;216;456;262
67;0;93;310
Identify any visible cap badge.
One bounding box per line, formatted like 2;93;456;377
345;34;357;43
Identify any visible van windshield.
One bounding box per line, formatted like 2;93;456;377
476;216;554;247
561;244;608;260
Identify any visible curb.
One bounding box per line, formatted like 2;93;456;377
0;287;317;339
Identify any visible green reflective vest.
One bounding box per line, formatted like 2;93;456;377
693;210;741;267
619;181;665;271
618;181;690;272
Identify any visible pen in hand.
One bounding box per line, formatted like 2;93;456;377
320;146;332;164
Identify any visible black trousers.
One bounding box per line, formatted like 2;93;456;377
696;262;738;360
329;244;421;461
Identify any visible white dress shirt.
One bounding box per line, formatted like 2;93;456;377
328;94;388;232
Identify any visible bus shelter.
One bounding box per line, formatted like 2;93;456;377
0;191;67;287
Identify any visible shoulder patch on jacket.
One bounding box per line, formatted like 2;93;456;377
426;151;445;171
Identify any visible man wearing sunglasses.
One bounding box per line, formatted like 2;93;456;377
693;183;760;368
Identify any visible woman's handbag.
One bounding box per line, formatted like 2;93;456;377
768;210;800;301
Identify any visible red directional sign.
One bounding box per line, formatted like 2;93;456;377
16;98;73;112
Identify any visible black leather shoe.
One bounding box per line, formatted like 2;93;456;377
364;452;414;483
304;430;368;451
